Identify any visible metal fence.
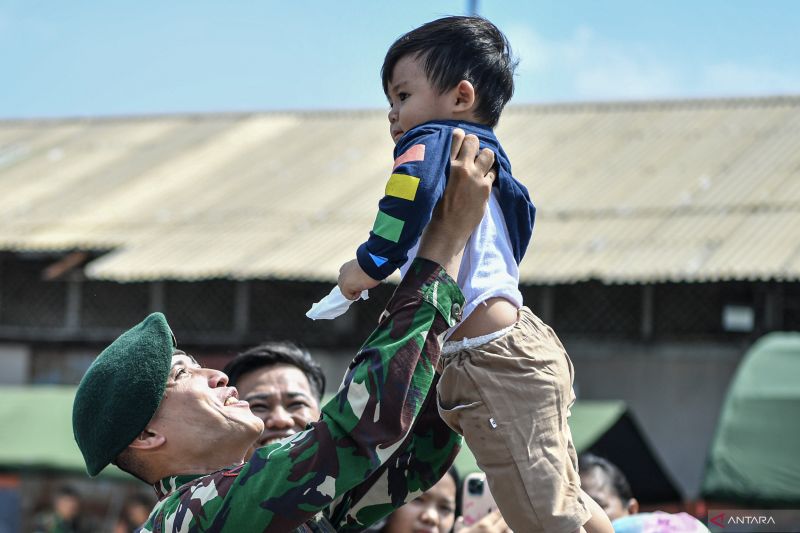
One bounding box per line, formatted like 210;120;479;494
0;253;796;350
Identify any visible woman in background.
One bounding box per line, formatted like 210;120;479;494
369;468;510;533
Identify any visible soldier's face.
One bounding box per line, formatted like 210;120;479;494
150;354;264;459
235;364;321;453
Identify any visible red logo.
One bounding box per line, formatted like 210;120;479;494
710;513;726;528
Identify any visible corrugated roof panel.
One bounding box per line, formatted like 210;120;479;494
231;217;368;280
86;219;291;281
520;211;767;283
633;212;746;282
1;97;799;283
699;211;800;280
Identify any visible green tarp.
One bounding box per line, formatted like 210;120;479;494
0;387;680;502
0;386;623;477
0;385;128;479
702;332;800;505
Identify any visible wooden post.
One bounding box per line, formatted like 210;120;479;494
0;254;3;321
641;285;654;341
540;286;554;325
234;281;250;336
763;282;784;331
150;281;165;313
65;273;82;331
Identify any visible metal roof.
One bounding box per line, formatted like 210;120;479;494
2;96;799;283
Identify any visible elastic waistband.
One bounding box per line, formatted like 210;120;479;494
441;323;515;355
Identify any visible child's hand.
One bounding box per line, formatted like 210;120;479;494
338;259;380;300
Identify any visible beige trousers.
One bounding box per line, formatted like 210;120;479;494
438;307;591;533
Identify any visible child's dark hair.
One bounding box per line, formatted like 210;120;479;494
381;16;517;128
578;453;635;502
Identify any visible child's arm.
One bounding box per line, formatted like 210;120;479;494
338;124;453;299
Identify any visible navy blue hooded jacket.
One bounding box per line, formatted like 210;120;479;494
356;120;536;281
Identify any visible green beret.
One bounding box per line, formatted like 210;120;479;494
73;312;176;476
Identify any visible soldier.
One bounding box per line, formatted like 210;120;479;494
72;130;496;532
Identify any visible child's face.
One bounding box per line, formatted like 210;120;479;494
386;54;457;144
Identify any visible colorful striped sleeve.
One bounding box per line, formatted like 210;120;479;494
356;125;453;280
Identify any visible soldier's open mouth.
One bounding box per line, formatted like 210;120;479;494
222;389;248;407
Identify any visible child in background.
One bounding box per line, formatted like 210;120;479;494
338;17;612;533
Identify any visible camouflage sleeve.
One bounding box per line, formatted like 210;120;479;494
141;258;464;532
328;373;462;531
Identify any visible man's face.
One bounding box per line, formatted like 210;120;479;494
580;467;633;521
54;494;80;520
386;54;456;144
148;353;263;458
235;364;321;450
384;472;457;533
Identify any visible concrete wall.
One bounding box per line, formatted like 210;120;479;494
307;348;357;393
0;343;30;384
566;339;746;500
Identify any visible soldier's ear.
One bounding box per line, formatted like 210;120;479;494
128;429;166;451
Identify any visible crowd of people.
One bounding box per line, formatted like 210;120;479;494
47;376;707;533
48;336;708;532
54;327;710;532
32;487;153;533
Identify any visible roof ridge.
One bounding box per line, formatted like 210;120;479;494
505;94;800;114
541;203;800;219
0;108;386;125
3;95;800;124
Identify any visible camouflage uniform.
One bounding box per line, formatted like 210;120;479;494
139;259;464;532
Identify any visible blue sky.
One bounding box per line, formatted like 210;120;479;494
2;0;799;119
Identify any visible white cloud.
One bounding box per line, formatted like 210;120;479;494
507;25;682;100
572;53;681;100
700;62;800;96
505;24;800;102
504;25;553;73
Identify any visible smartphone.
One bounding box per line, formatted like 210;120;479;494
461;472;497;526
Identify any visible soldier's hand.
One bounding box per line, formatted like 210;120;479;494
417;129;496;277
443;128;497;234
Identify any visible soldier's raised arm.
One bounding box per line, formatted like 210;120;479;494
72;131;496;532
